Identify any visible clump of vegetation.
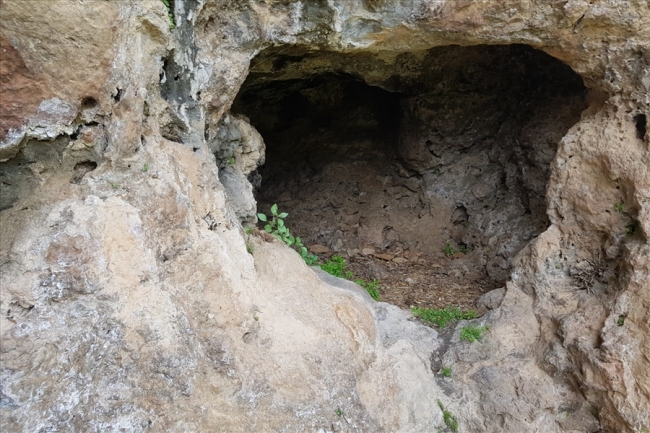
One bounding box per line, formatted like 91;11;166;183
321;255;353;279
411;306;477;328
356;278;380;301
321;255;381;301
142;163;149;172
257;204;318;265
437;400;458;432
161;0;175;29
459;243;468;254
460;325;490;343
441;367;452;378
614;202;625;212
335;407;344;417
625;223;637;235
617;315;625;326
442;242;456;256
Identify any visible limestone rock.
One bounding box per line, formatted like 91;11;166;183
477;288;507;311
1;0;649;432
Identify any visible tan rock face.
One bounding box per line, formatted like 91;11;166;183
0;0;648;432
0;35;53;142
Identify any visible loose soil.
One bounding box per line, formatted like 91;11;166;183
315;250;498;312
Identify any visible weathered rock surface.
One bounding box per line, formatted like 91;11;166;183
1;0;648;432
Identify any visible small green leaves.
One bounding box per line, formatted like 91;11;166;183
160;0;175;29
321;256;381;300
335;408;344;417
142;163;149;172
228;156;235;165
437;401;458;432
256;205;318;265
460;325;490;343
441;367;452;378
614;202;625;212
357;279;380;301
412;307;477;328
443;242;456;256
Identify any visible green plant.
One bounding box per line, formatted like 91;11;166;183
356;278;381;301
443;242;456;256
321;255;353;279
411;306;477;328
437;401;458;432
321;256;381;301
614;202;625;212
617;315;625;326
161;0;175;29
441;367;452;378
335;408;344;417
625;223;637;235
257;204;318;265
111;182;120;189
142;163;149;172
460;325;490;343
459;243;468;254
228;156;235;165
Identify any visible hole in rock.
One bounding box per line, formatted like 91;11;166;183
232;44;587;312
71;160;98;184
634;114;647;140
81;97;97;109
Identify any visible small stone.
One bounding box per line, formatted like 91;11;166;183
393;257;408;264
309;244;331;254
362;247;375;255
373;253;395;261
477;288;506;310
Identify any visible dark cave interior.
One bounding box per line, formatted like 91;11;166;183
229;44;587;309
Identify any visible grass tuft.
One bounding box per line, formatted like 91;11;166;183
411;306;477;328
460;325;490;343
437;400;458;432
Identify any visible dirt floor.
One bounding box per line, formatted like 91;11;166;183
312;249;498;312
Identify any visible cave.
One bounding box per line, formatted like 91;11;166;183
230;44;587;310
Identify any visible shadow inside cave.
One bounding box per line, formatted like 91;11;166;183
227;44;587;311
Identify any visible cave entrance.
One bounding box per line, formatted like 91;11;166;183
230;44;587;311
